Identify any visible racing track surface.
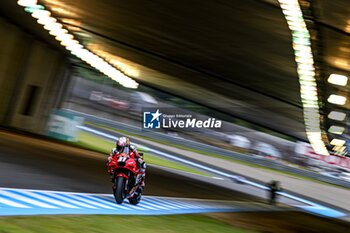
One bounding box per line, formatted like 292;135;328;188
0;131;260;202
2;130;350;232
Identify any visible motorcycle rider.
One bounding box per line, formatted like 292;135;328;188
107;136;146;185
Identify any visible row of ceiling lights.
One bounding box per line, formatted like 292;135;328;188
326;74;348;154
17;0;139;89
18;0;344;154
278;0;329;155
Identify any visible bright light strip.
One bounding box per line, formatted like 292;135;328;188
31;9;50;19
327;95;347;105
328;126;345;135
330;139;346;147
55;33;74;42
49;28;68;36
37;17;56;25
328;74;348;86
328;111;346;121
43;22;63;31
61;40;79;47
278;0;329;155
17;2;138;89
17;0;37;7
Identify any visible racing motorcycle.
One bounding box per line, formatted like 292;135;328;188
107;151;145;205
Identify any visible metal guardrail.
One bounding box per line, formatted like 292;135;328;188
66;109;350;189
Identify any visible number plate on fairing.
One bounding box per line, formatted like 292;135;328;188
117;156;127;166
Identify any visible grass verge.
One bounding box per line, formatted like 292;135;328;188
75;131;210;177
0;214;256;233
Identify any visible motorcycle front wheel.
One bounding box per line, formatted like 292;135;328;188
113;176;126;204
128;187;142;205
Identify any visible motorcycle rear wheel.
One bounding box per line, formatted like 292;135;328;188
113;176;126;204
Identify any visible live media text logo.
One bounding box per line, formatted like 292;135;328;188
143;109;221;129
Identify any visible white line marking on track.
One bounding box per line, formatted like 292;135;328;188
87;195;130;210
143;199;174;210
149;198;198;209
0;190;57;209
26;191;79;209
136;202;160;210
63;194;115;209
43;192;98;209
0;187;345;218
154;199;192;209
0;196;30;208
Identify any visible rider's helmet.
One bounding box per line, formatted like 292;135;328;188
116;137;127;153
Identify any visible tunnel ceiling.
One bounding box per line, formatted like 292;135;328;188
2;0;350;140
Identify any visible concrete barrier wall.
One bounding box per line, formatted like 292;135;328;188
0;19;28;125
0;18;69;133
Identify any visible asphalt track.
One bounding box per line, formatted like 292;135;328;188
2;130;350;232
81;125;350;213
0;131;259;202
